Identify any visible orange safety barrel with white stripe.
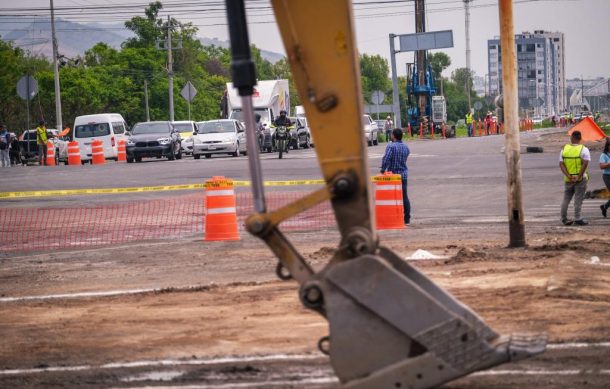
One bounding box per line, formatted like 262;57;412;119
204;176;239;241
91;139;105;165
117;139;127;162
46;141;56;166
67;141;81;166
373;172;405;230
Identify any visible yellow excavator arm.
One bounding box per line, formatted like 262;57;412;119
224;1;545;387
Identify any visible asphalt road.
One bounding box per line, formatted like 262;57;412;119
1;129;607;225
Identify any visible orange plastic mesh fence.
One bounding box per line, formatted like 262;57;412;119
0;191;335;255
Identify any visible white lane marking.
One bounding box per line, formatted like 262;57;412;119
0;354;324;376
2;343;610;377
109;377;339;389
473;369;610;376
0;288;160;303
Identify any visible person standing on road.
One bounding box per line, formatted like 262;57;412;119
599;137;610;218
36;120;48;166
384;115;394;142
559;130;590;226
0;124;11;167
465;111;473;137
380;128;411;225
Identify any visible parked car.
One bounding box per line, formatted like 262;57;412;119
363;114;379;146
172;121;198;155
192;119;246;159
126;121;182;163
297;117;313;148
531;116;543;125
18;129;68;165
73;113;128;162
289;116;312;149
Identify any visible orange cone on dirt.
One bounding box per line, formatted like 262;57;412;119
204;176;239;241
46;141;56;166
117;140;127;162
91;139;105;165
374;172;405;230
67;141;81;166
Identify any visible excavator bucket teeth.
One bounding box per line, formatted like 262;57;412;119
318;254;546;388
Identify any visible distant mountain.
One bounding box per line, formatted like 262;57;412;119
199;37;284;64
0;16;284;64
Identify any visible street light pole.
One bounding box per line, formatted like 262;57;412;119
499;0;526;247
167;15;174;122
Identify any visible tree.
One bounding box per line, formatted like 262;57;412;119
428;52;451;81
123;1;165;48
451;67;474;92
360;54;391;103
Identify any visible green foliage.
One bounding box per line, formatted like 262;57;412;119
428;52;451;81
360;54;391;103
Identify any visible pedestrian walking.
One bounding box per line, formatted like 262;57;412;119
384;116;394;142
599;137;610;218
9;133;21;166
36;120;48;166
0;124;11;167
380;128;411;225
484;112;493;135
465;111;473;137
559;130;590;226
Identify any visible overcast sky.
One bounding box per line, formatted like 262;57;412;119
4;0;610;79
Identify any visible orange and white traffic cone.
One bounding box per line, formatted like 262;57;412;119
91;139;105;165
67;141;81;166
117;140;127;162
46;141;56;166
374;172;405;230
204;176;240;241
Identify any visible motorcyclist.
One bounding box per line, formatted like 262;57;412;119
272;110;293;152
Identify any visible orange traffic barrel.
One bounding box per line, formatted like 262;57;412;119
117;139;127;162
91;139;105;165
46;141;56;166
67;141;81;166
373;172;405;230
204;176;239;241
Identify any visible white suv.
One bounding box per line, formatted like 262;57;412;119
363;114;379;146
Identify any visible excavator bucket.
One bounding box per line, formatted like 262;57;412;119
224;0;547;387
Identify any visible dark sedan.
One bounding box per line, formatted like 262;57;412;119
126;121;182;163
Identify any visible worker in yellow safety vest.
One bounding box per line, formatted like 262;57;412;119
465;111;473;137
559;130;590;226
36;120;48;166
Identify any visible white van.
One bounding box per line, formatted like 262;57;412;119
73;113;128;162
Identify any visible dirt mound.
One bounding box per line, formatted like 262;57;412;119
445;247;488;264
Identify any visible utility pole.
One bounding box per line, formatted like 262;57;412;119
167;15;174;122
414;0;427;123
389;34;401;128
464;0;472;111
144;79;150;121
499;0;526;247
50;0;62;130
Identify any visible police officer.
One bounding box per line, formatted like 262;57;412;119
273;110;292;152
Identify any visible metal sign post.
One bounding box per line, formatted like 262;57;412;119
180;81;198;121
17;75;39;154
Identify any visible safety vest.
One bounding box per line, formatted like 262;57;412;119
561;144;588;182
465;113;473;124
36;126;48;145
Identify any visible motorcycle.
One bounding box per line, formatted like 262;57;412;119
274;125;289;159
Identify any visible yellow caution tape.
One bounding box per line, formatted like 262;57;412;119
0;179;327;199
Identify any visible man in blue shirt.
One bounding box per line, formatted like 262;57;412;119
380;128;411;225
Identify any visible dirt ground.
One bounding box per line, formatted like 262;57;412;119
1;129;609;388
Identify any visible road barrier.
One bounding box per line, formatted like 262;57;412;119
91;140;105;165
67;141;81;166
373;173;405;230
117;140;127;163
204;176;239;241
46;141;56;166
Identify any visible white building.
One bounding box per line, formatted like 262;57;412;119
488;30;566;117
